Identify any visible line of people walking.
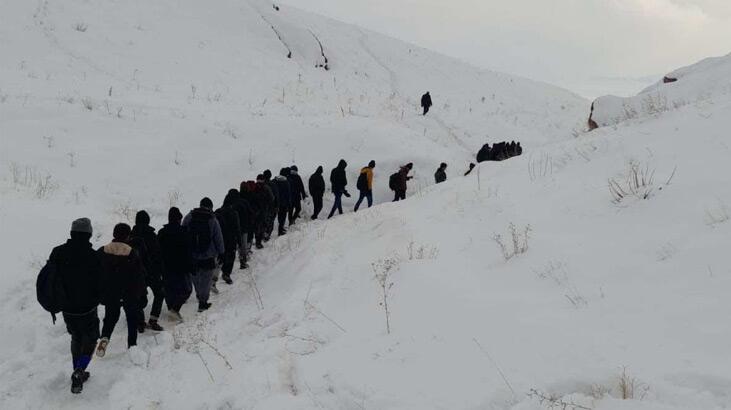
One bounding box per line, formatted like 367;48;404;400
37;139;523;394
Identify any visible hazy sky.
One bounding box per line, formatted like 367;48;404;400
278;0;731;98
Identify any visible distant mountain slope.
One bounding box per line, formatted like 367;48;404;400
589;52;731;129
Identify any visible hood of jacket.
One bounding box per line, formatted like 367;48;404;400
103;241;132;256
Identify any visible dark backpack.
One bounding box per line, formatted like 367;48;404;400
356;172;368;191
36;260;66;323
388;172;399;191
189;212;212;254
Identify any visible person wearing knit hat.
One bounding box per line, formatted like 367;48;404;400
158;207;193;323
130;210;165;332
44;217;102;394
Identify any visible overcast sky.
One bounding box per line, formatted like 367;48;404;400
278;0;731;98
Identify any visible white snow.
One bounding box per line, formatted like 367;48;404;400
590;52;731;128
2;0;731;409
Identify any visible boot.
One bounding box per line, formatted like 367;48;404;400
211;283;219;294
198;302;212;313
96;337;109;358
222;274;233;285
168;310;183;323
71;368;85;394
137;322;146;334
255;242;263;249
147;319;164;331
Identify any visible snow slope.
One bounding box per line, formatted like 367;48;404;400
3;0;731;409
589;52;731;128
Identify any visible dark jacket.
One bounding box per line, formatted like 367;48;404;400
216;194;242;252
273;175;292;209
476;144;491;163
396;166;412;191
48;237;102;314
308;166;325;197
182;208;225;261
266;180;280;210
251;182;274;217
158;222;193;276
289;170;307;202
421;93;432;108
435;168;447;184
98;241;146;305
130;224;164;282
330;160;348;194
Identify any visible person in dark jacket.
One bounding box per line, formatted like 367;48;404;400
262;169;278;241
516;142;523;156
96;223;146;357
308;166;325;219
182;198;225;312
354;160;375;212
130;210;165;332
46;217;102;394
421;91;432;115
251;176;274;248
435;163;447;184
328;159;350;218
464;163;476;176
274;168;292;235
393;163;413;201
476;144;491;163
215;191;241;285
158;207;193;322
288;165;307;224
231;188;254;269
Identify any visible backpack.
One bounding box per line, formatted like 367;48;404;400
356;171;368;191
189;212;212;254
388;172;399;191
36;260;66;323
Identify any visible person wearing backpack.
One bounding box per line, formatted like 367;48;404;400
182;198;225;312
41;218;102;394
308;166;325;219
130;210;165;332
434;163;447;184
354;160;376;212
158;207;193;323
392;163;413;201
328;159;350;219
96;223;147;358
231;188;254;269
262;170;279;241
251;176;274;249
215;191;242;285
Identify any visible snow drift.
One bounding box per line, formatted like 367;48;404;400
2;0;731;409
588;52;731;129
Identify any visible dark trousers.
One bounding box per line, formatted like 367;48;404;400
312;194;323;219
290;200;302;224
393;190;406;201
266;209;276;238
101;300;140;348
277;207;289;234
354;190;373;211
220;248;236;276
328;192;343;218
141;276;165;321
423;105;430;115
63;310;99;370
255;221;266;246
164;272;192;312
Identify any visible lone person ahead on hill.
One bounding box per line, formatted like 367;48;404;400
421;91;432;115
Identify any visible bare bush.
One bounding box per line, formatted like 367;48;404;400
406;241;439;260
113;201;136;223
493;223;531;261
35;174;59;199
527;389;591;410
618;367;649;400
81;97;93;111
371;255;401;334
73;22;88;32
608;161;676;203
8;162;58;199
168;189;180;208
528;153;553;181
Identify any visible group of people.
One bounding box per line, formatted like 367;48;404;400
38;135;525;394
476;141;523;162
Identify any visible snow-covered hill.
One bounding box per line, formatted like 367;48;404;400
2;0;731;409
589;52;731;129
